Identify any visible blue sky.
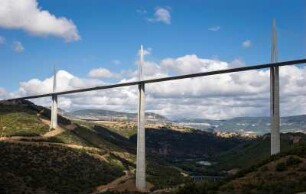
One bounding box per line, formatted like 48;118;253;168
0;0;305;119
0;0;305;92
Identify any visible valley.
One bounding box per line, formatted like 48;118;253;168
0;100;305;193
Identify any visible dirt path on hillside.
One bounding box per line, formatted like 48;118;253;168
43;127;65;137
92;169;154;193
92;170;133;194
151;184;185;194
3;112;144;193
0;136;48;141
38;116;77;138
36;109;72;138
0;138;102;153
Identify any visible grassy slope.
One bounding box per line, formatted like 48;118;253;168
167;133;305;177
90;121;137;138
0;102;131;193
0;101;187;191
215;133;306;171
0;104;49;137
175;143;306;194
0;142;124;194
219;144;306;194
74;123;187;189
129;128;247;159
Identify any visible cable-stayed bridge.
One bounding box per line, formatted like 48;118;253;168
5;56;306;191
3;20;306;191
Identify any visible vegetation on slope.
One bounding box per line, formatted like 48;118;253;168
97;121;137;138
0;142;124;194
175;143;306;194
4;100;305;193
219;143;306;194
130;128;248;159
50;124;129;152
0;104;49;137
0;100;188;192
146;156;189;189
172;133;306;179
215;133;306;170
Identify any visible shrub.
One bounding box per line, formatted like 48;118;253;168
286;156;302;167
275;162;287;172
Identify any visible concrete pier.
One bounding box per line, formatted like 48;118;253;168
270;66;280;155
270;19;280;155
50;67;58;130
136;45;146;191
50;94;58;129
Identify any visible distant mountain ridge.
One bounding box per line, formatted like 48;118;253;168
67;109;168;122
178;115;306;134
66;108;306;134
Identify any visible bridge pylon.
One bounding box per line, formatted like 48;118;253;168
270;19;280;155
136;45;146;191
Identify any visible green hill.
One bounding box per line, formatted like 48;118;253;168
0;142;124;194
214;133;306;171
2;99;305;193
0;103;49;137
130;128;248;159
175;143;306;194
68;109;168;122
219;143;306;194
0;100;187;193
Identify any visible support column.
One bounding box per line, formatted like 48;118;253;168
50;66;58;130
136;82;145;191
50;94;58;129
136;45;146;191
270;19;280;155
270;66;280;155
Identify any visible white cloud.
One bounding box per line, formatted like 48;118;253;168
160;55;228;75
0;0;80;42
12;41;24;53
136;9;147;14
242;40;252;48
230;58;245;68
0;87;7;100
208;26;221;31
112;60;121;65
148;7;171;24
0;36;5;44
88;68;120;79
6;54;306;120
17;70;74;96
11;70;104;97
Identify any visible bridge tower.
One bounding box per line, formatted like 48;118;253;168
50;66;58;130
136;45;146;191
270;19;280;155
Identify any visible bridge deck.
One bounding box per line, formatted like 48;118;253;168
5;58;306;101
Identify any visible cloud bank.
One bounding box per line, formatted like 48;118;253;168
88;68;120;79
0;0;80;41
4;52;306;120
